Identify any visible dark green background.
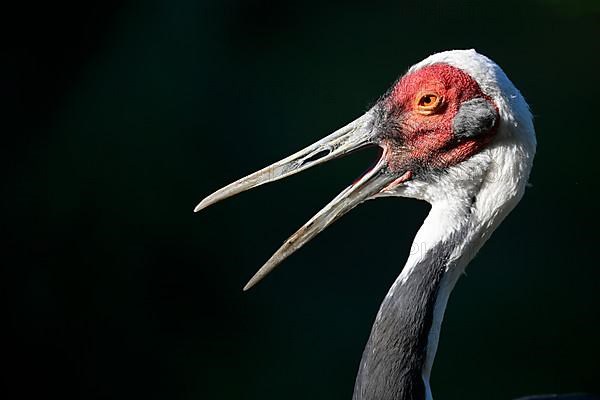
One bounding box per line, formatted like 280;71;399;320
3;1;599;399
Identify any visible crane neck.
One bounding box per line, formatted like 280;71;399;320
352;197;481;400
352;128;534;400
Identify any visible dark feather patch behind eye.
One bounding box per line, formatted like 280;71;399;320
452;98;497;139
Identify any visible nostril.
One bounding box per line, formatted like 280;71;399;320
302;149;331;165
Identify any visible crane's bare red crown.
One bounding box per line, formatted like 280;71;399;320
377;63;499;173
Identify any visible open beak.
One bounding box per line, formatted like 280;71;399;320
194;109;409;290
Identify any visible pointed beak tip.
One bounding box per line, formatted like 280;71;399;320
193;198;211;213
242;275;260;291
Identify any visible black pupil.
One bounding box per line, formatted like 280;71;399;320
422;96;431;104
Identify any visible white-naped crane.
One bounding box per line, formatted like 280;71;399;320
195;50;597;400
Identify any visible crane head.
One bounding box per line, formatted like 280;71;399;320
194;49;536;290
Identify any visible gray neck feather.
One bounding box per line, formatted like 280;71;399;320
352;227;468;400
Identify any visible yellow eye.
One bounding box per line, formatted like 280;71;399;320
416;93;442;114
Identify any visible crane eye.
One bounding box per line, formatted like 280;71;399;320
416;93;442;114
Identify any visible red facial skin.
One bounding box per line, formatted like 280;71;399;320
379;64;498;173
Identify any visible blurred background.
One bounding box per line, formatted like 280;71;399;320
2;0;599;399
